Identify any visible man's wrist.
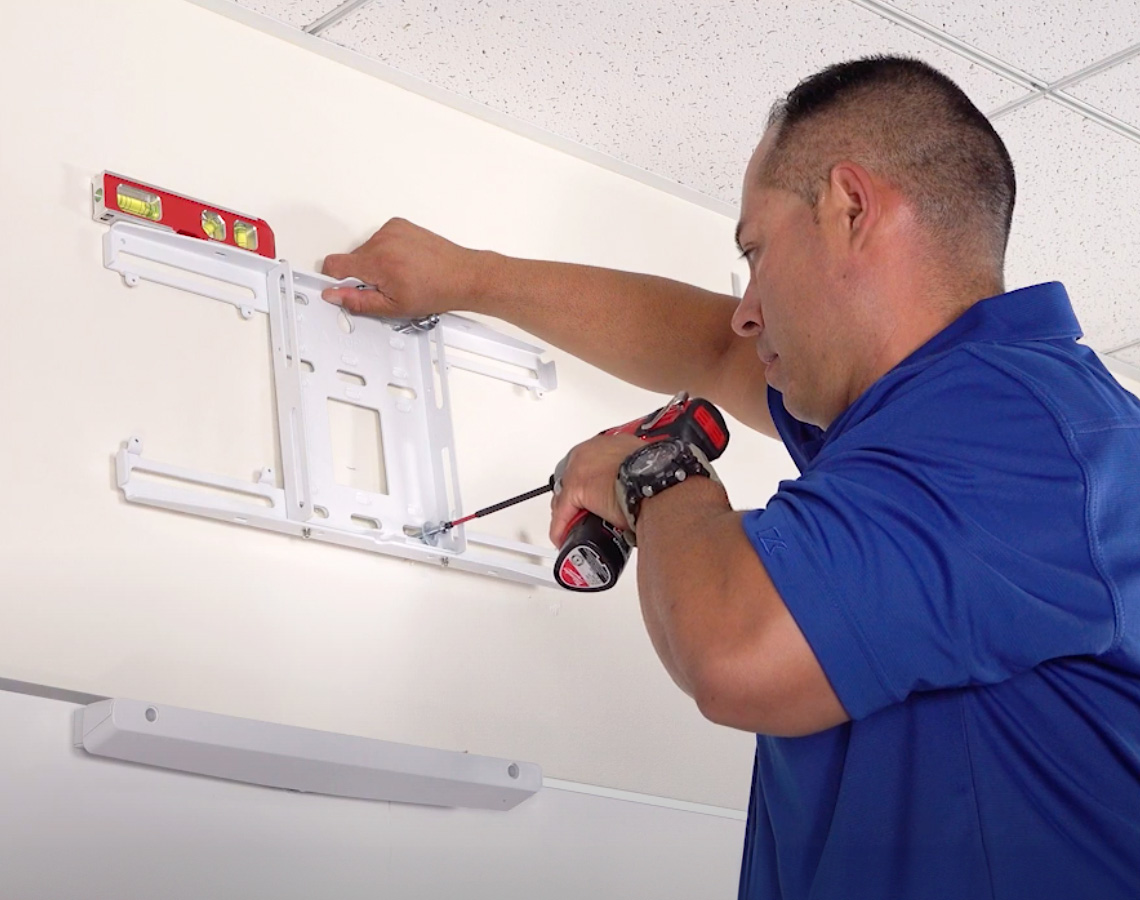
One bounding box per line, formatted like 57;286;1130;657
464;249;506;313
616;438;718;535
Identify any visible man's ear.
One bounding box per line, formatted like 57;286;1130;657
824;161;878;249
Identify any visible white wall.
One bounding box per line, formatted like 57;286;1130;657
0;688;744;900
0;0;796;817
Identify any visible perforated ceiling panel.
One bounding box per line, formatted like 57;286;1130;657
226;0;1140;362
321;1;1026;204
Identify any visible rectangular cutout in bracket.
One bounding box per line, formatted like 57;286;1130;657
442;344;539;385
130;469;275;509
431;359;445;410
440;445;457;519
115;252;258;308
327;399;387;495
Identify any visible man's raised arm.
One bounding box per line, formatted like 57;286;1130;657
321;218;776;437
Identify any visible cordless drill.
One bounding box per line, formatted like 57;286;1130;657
553;393;730;592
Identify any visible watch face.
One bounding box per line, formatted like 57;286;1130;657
628;442;678;476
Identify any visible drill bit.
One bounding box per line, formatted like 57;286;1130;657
405;478;555;543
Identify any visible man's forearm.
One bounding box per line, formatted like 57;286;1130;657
634;476;744;698
633;477;849;736
469;253;774;435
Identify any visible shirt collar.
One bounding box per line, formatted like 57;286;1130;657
812;282;1083;449
898;281;1082;371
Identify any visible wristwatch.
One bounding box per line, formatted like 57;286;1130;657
615;437;717;536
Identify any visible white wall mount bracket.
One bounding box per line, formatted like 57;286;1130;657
104;221;559;586
74;697;541;811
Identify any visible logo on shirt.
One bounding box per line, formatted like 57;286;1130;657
757;527;787;554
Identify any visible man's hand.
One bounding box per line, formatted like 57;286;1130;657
321;218;485;317
549;433;644;546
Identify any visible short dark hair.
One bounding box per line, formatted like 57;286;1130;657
760;56;1016;270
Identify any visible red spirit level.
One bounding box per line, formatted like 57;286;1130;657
92;171;276;259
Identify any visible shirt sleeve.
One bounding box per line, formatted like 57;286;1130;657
743;355;1118;721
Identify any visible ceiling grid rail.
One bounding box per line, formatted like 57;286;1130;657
1106;337;1140;355
848;0;1140;147
304;0;374;35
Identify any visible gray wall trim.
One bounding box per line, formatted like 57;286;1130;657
0;677;108;706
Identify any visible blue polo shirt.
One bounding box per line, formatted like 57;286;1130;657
739;282;1140;900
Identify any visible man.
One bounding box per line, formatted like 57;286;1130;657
323;57;1140;899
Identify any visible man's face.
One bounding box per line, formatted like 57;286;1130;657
733;133;857;429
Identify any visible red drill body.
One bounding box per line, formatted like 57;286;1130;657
553;394;729;592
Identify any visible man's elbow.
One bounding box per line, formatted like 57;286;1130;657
690;662;780;734
690;663;844;738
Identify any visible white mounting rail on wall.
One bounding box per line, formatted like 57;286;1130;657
75;697;541;811
105;221;558;586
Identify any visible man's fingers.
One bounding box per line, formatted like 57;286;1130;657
548;449;581;544
321;287;347;307
549;495;581;547
320;287;361;312
546;434;643;545
321;253;356;280
320;287;382;315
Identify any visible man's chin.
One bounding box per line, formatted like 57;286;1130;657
763;360;783;393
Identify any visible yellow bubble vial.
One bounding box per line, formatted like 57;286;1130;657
116;184;162;221
233;220;259;252
201;210;226;241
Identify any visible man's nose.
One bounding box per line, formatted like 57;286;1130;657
731;281;764;337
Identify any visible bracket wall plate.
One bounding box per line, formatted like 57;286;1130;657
104;221;558;586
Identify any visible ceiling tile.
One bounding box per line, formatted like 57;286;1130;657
1066;54;1140;129
321;0;1024;206
994;99;1140;351
232;0;344;29
879;0;1140;82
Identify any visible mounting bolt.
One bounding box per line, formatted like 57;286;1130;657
301;527;312;539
